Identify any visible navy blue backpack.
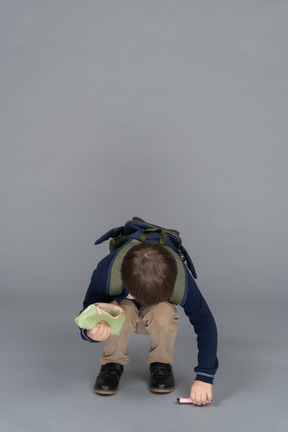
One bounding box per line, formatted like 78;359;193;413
94;217;197;279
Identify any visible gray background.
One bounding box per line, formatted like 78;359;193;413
1;1;287;431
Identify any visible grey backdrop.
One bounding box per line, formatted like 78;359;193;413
1;1;287;431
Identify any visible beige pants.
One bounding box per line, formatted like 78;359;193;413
101;299;179;365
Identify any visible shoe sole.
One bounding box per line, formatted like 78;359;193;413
94;388;119;395
149;386;175;394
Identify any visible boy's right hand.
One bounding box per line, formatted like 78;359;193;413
87;321;111;341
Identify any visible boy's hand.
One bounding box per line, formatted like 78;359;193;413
87;321;111;341
190;380;213;406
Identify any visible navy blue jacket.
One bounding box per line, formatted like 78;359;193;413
80;249;218;384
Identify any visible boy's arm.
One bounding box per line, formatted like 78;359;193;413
83;259;113;309
79;258;113;343
182;272;218;404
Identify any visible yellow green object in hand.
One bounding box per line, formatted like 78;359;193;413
75;303;126;336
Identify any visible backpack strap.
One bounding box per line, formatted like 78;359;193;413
163;246;186;305
139;228;167;244
180;245;197;279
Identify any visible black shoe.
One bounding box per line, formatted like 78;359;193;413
94;363;124;395
149;362;175;393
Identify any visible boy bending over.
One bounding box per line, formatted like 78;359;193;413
79;241;218;406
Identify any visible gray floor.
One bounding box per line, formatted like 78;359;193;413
1;1;288;431
1;292;287;432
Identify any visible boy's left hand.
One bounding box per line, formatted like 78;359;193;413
190;380;213;406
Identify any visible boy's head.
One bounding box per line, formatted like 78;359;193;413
121;242;177;306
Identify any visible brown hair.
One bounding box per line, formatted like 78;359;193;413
121;242;177;305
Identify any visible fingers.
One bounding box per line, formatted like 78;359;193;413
206;389;213;404
87;321;111;341
190;382;213;406
190;392;206;406
190;392;211;406
95;321;111;340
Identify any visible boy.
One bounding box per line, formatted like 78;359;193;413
79;234;218;406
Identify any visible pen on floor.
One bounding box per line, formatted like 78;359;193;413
177;398;193;404
177;398;212;404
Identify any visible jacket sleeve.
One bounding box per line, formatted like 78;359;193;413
79;255;114;343
182;272;219;384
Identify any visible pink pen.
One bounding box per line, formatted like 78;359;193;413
177;398;211;405
177;398;193;404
